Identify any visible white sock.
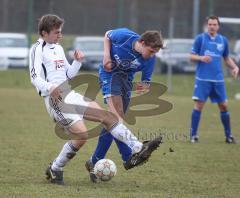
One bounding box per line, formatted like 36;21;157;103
51;141;78;171
110;123;143;154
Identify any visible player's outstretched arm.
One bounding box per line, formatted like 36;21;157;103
65;49;84;79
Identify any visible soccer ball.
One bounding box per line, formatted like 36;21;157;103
93;159;117;181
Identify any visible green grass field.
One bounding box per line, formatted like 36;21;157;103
0;70;240;198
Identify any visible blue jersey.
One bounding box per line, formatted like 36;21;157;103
191;32;229;82
99;28;156;82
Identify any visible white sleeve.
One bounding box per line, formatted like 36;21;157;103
66;60;82;79
29;44;53;96
61;47;82;79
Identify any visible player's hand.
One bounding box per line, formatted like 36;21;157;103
231;66;239;79
74;50;84;62
49;84;63;102
135;82;150;94
200;55;211;63
103;55;113;72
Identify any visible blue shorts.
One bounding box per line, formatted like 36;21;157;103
192;80;227;103
99;71;133;103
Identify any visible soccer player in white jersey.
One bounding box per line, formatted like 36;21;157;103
29;14;162;185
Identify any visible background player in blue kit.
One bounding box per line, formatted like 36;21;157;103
189;15;239;143
85;28;164;182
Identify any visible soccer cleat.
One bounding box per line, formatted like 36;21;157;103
45;163;64;185
190;136;199;144
226;136;237;144
85;159;98;183
123;136;163;170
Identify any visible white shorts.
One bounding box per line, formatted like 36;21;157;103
44;90;91;128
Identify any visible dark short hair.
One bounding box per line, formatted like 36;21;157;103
38;14;64;36
206;15;220;25
139;30;164;49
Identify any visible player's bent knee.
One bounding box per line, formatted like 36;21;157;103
194;101;205;111
68;121;88;141
219;103;228;112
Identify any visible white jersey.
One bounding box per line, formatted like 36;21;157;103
29;38;82;97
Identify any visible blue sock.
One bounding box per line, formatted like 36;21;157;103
114;95;132;162
190;109;201;138
220;111;231;138
91;128;113;165
91;95;132;164
114;138;132;162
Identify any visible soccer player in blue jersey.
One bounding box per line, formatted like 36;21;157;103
85;28;164;182
189;15;239;144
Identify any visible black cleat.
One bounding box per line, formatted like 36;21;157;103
85;159;98;183
45;164;64;185
190;136;199;144
123;136;163;170
226;136;237;144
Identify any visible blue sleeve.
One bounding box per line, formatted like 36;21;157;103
107;28;138;44
107;29;121;43
141;57;155;82
191;34;202;55
223;36;229;57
